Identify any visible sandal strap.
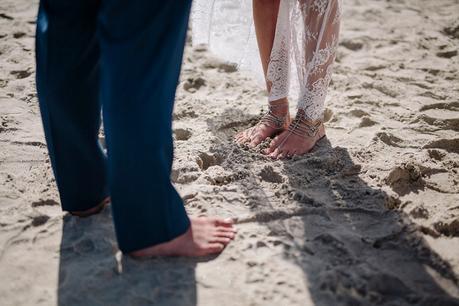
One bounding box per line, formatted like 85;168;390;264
288;115;323;138
258;100;289;130
260;110;288;129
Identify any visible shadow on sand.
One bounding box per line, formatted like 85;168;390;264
56;105;459;306
57;208;198;306
208;107;459;306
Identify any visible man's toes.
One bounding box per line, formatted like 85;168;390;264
217;226;237;233
216;226;237;237
213;217;234;227
204;243;225;254
210;237;232;245
216;230;236;239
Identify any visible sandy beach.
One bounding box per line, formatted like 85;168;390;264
1;0;458;305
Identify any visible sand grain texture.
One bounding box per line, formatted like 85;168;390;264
1;0;459;305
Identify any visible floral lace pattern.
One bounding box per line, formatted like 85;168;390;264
191;0;342;121
266;1;291;102
311;0;332;16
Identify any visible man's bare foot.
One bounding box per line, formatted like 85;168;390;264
235;99;290;148
69;197;110;218
264;112;326;159
129;217;237;258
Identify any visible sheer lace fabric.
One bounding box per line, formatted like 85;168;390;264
191;0;342;121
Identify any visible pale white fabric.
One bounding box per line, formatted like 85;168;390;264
191;0;342;120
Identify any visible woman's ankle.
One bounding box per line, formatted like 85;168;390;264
269;98;289;116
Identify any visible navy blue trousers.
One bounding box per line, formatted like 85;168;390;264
36;0;192;253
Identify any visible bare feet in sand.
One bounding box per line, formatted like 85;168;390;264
69;197;110;218
265;111;326;159
129;217;237;258
235;99;290;148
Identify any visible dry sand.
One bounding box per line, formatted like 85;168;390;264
1;0;459;305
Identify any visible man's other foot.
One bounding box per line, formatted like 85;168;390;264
129;217;237;258
69;197;110;218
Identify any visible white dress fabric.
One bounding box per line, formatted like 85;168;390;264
191;0;342;121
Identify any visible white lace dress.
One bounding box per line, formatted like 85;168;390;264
192;0;342;121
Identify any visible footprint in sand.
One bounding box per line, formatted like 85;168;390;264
420;102;459;112
173;108;198;120
173;128;192;141
423;138;459;154
339;39;364;51
201;54;238;73
359;116;378;127
427;149;446;161
171;160;201;184
365;273;412;298
416;102;459;131
31;199;59;208
312;233;353;264
443;22;459;39
410;206;429;219
31;214;50;227
323;108;333;122
349;109;370;118
436;50;458;59
258;165;284;184
373;132;404;147
385;162;425;196
0;13;14;20
203;165;233;186
13;32;26;39
0;115;18;132
12;140;46;148
10;69;32;79
183;77;206;93
73;238;96;254
434;219;459;237
415;114;459;131
0;77;9;88
196;151;223;171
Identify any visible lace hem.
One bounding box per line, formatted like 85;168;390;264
191;0;342;121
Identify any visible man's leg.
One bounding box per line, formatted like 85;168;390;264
36;0;109;212
98;0;235;255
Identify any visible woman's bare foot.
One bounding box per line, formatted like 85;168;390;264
264;112;326;159
129;217;237;258
69;197;110;218
235;99;290;148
